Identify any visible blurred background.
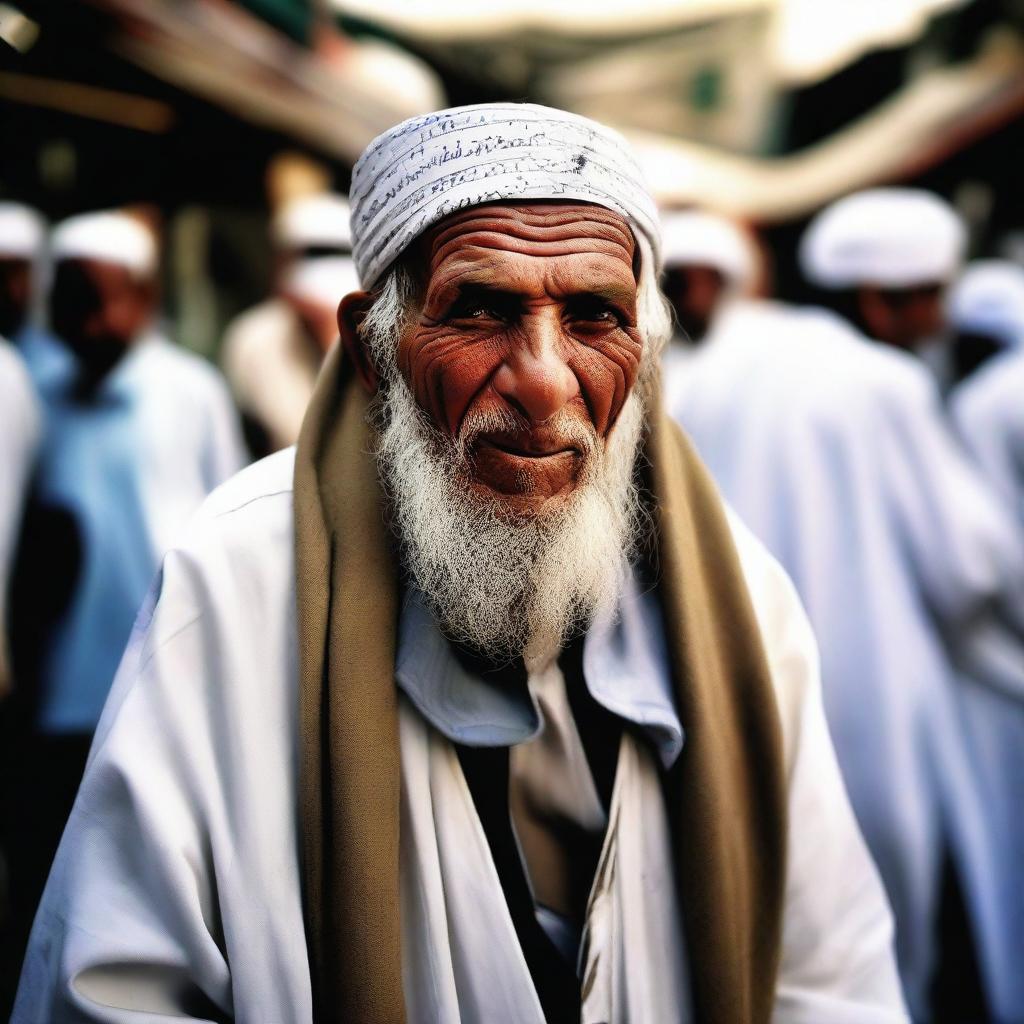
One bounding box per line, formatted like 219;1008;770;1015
3;1;1024;1022
2;0;1023;347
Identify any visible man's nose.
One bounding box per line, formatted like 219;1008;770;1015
492;321;579;424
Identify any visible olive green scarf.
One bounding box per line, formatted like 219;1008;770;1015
294;344;788;1022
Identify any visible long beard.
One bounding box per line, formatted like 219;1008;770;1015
371;374;648;669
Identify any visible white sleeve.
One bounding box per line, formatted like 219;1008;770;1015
11;560;232;1023
733;524;909;1023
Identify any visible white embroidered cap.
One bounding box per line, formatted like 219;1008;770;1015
349;102;661;289
0;202;45;259
661;210;755;291
949;260;1024;350
800;188;965;289
51;211;157;278
273;194;352;251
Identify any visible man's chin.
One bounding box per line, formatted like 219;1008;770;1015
465;476;580;519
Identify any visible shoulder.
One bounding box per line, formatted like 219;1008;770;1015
222;300;295;358
120;449;297;685
185;447;296;556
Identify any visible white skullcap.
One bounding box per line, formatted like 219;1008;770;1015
0;202;45;259
51;211;157;277
661;210;754;290
800;188;965;289
949;260;1024;350
273;194;351;251
281;256;361;310
349;102;661;290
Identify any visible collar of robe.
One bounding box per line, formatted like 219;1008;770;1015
292;343;788;1024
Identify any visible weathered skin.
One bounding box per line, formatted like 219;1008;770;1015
340;202;643;513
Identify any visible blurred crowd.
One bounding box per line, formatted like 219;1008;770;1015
1;172;1023;1024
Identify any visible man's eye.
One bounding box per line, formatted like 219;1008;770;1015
569;302;624;326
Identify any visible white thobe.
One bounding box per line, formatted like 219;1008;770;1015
949;350;1024;1021
0;341;41;689
14;448;906;1023
952;348;1024;521
666;301;1024;1021
221;299;322;452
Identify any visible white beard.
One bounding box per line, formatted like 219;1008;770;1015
372;374;648;669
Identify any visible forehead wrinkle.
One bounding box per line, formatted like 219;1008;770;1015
425;246;636;305
424;203;635;266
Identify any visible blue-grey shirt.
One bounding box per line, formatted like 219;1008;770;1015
395;569;684;768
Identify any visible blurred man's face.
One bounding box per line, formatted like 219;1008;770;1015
858;282;946;351
661;263;726;344
0;257;32;337
50;259;153;376
393;202;643;515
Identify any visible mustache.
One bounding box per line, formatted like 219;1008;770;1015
455;404;601;462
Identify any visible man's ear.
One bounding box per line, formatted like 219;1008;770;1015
338;290;379;394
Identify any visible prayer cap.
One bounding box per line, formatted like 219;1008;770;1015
273;194;351;251
51;211;157;277
0;202;45;259
281;255;361;309
349;102;661;289
661;209;754;290
949;260;1024;350
800;188;965;289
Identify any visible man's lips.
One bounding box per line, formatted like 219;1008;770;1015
476;436;579;460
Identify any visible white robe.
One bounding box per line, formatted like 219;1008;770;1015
0;341;41;689
666;301;1024;1021
952;348;1024;522
14;447;906;1023
949;350;1024;1021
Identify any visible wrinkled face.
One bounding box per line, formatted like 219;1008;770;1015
858;282;946;351
395;202;642;513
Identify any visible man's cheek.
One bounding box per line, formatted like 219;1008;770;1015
407;333;500;435
573;346;639;435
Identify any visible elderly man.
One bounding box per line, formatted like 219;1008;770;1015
14;106;905;1024
221;193;356;455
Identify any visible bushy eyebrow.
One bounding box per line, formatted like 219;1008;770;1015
439;282;525;317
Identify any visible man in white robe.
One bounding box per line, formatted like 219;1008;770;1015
949;315;1024;1022
15;106;905;1024
221;194;355;455
2;211;246;1013
659;209;755;406
670;199;1024;1019
948;259;1024;388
